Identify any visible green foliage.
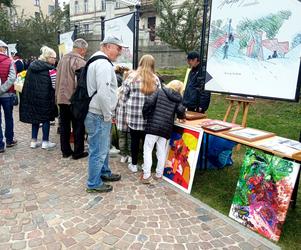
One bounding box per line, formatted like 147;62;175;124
154;0;203;53
237;11;292;49
0;0;13;8
0;6;70;58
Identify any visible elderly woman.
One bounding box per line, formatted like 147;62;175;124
20;46;58;149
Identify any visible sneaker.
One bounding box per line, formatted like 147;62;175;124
140;174;152;185
109;146;120;155
128;163;138;173
30;141;42;149
86;184;113;193
72;152;88;160
102;174;121;182
127;156;132;163
153;174;163;181
41;141;56;150
0;148;4;153
6;139;17;148
120;155;128;163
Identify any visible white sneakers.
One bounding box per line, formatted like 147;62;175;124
30;141;42;149
41;141;56;150
109;146;120;155
120;155;132;163
128;163;138;173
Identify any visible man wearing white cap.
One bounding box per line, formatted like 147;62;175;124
0;40;17;153
85;36;128;193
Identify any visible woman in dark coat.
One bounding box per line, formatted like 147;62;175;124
20;46;57;150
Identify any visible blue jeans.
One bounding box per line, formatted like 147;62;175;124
0;97;14;149
84;112;112;188
32;121;50;141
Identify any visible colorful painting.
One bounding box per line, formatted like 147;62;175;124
163;126;203;193
229;148;300;241
206;0;301;101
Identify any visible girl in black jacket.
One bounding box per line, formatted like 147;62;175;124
142;80;186;184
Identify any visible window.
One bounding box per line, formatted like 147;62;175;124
35;12;40;19
84;0;88;13
148;17;156;42
34;0;40;6
83;24;89;34
115;0;122;9
101;0;106;11
48;5;55;15
75;1;79;14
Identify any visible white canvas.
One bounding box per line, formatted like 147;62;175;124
206;0;301;101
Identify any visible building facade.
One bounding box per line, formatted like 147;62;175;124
10;0;55;18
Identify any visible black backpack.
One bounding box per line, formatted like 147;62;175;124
70;55;113;120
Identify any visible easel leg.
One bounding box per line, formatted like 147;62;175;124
231;101;241;123
223;101;234;122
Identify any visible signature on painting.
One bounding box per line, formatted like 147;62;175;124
218;0;259;9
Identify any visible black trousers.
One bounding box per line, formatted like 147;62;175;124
129;128;145;165
58;104;85;156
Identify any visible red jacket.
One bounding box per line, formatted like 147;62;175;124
0;53;15;93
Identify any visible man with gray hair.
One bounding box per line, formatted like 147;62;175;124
85;36;128;193
0;40;17;153
56;38;89;159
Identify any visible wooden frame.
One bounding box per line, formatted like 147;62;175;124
223;128;275;142
202;123;232;132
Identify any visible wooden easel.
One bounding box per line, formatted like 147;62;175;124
223;96;255;150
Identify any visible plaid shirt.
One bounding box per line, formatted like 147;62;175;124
118;72;160;131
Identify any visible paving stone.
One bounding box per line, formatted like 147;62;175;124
197;242;213;250
0;233;10;243
11;241;26;250
12;233;25;240
28;238;43;248
102;235;119;245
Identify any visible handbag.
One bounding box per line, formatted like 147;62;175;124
12;93;19;106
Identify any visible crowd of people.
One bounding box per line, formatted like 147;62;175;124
0;37;210;193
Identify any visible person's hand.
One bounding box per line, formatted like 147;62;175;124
178;119;186;123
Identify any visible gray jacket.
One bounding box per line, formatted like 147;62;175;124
86;51;118;122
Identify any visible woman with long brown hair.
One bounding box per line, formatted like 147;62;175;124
119;54;160;173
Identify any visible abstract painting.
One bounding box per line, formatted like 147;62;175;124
229;148;300;241
163;126;203;193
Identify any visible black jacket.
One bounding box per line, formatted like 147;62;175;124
143;87;185;139
20;60;57;124
182;63;211;112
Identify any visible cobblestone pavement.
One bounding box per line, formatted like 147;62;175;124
0;109;280;250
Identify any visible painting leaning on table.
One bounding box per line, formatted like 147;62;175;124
229;148;300;241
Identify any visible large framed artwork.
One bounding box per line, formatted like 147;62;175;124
163;126;203;194
229;148;300;241
206;0;301;101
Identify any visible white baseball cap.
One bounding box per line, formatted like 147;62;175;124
100;36;128;48
0;40;8;48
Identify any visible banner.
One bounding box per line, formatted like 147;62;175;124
104;13;135;69
206;0;301;101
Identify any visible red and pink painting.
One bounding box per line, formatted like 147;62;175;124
229;148;300;241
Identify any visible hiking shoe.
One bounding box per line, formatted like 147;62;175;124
72;151;88;160
41;141;56;150
128;163;138;173
86;184;113;193
6;139;17;148
140;175;152;185
0;148;4;153
102;174;121;182
30;141;42;149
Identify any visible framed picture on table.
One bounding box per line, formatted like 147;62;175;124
224;128;275;142
202;123;232;132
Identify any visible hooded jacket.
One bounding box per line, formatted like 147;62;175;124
0;53;16;96
19;60;57;124
143;87;185;139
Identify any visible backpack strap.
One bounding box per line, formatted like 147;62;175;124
86;55;113;68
